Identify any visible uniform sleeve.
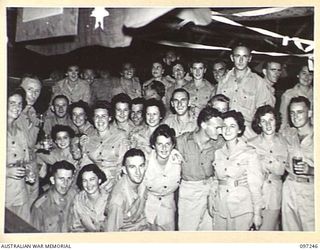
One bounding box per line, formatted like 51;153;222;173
30;205;44;232
68;200;86;232
246;151;264;216
279;92;290;130
255;78;274;108
105;203;123;232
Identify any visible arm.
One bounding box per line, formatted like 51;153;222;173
105;203;123;232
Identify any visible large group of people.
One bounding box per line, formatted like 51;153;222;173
6;43;314;232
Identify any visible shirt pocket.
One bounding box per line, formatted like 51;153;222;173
239;89;255;112
45;215;60;232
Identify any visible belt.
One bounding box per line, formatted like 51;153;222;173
218;179;239;187
264;172;282;183
288;173;314;183
182;176;213;184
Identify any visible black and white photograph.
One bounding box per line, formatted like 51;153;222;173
5;6;315;238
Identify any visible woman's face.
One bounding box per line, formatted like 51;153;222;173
154;135;174;161
55;131;71;149
222;117;241;141
82;171;100;195
115;102;130;123
72;107;87;128
298;66;313;86
146;106;161;127
259;112;276;136
93;108;110;132
172;64;186;80
8;94;23;120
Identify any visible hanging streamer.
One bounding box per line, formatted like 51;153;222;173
211;12;314;53
212;7;289;17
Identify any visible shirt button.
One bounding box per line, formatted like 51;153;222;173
163;175;167;177
12;141;15;145
159;197;162;200
226;157;229;160
100;141;103;144
14;154;17;157
226;189;229;192
224;168;227;171
99;152;102;155
268;180;272;184
164;186;167;188
269;160;272;164
270;150;273;153
235;90;238;92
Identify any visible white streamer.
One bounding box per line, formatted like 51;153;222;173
211;7;289;17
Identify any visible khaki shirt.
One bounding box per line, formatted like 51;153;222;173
184;79;216;116
31;188;77;232
279;84;313;130
163;112;197;137
248;134;288;210
90;77;118;103
213;138;264;217
43;115;75;135
176;131;225;181
111;77;142;99
6;124;30;207
281;127;313;176
68;190;109;232
144;149;182;225
74;121;95;136
105;175;149;231
53;78;91;104
217;68;273;124
83;127;130;181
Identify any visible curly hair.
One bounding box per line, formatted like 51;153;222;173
149;124;177;149
252;105;281;134
222;110;246;137
76;164;107;190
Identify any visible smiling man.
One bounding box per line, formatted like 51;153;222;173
105;148;149;231
164;88;197;137
31;160;77;232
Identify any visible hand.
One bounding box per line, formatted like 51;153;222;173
38;163;47;178
293;161;309;175
253;214;262;230
6;164;26;179
79;135;88;146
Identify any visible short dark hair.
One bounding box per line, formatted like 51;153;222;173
212;59;227;69
8;87;27;110
68;100;90;118
20;75;42;87
252;105;281;134
111;93;132;112
190;58;207;69
289;96;311;110
262;59;282;70
147;80;166;98
143;98;166;122
122;148;146;166
222;110;246;137
132;97;145;106
208;94;230;105
151;60;164;68
92;100;112;119
51;160;75;177
170;88;190;114
197;106;221;128
171;60;188;75
51;125;75;141
76;164;107;190
52;94;70;106
150;124;177;149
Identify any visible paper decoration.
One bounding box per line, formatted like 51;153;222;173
90;7;110;30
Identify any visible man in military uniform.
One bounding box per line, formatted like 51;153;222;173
31;160;77;232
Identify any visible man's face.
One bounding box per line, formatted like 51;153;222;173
83;69;95;84
121;63;135;80
51;169;74;196
230;46;251;71
264;62;282;84
146;106;161;127
55;131;71;149
124;155;147;184
151;63;164;78
212;100;229;113
191;62;206;80
163;51;177;66
67;66;79;82
8;94;23;120
93;108;110;132
21;78;41;105
82;171;100;195
171;91;189;116
202;116;223;140
70;137;82;160
131;104;144;126
297;66;313;87
212;62;227;82
115;102;130;123
172;64;186;80
53;98;68;118
72;107;87;128
290;102;311;129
